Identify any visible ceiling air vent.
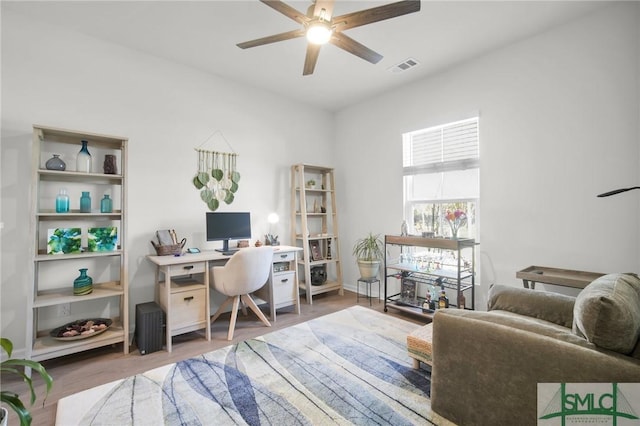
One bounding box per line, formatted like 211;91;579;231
388;58;420;73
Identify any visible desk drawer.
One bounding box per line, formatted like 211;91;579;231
273;251;295;263
273;272;296;305
166;288;206;329
170;262;206;275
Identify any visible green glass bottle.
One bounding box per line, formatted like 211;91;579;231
100;194;112;213
80;191;91;213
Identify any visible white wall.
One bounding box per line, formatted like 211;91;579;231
335;2;640;307
2;3;639;353
1;10;334;352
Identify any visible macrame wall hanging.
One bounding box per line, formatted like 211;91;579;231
192;131;240;211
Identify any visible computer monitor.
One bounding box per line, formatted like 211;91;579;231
206;212;251;253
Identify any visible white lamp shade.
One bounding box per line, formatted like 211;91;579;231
306;22;332;45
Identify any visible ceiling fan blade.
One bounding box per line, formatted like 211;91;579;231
312;0;335;19
332;0;420;32
260;0;310;25
237;28;305;49
303;43;321;76
330;32;383;64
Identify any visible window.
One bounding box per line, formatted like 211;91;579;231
403;117;479;239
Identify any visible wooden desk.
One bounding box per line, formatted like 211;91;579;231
148;246;301;351
516;266;605;290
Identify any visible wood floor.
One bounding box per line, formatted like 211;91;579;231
3;290;423;426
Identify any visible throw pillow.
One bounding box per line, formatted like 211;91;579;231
572;273;640;354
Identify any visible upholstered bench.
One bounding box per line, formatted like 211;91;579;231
407;322;433;369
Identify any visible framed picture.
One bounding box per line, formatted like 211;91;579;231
401;278;417;303
88;227;118;252
47;228;82;254
309;240;323;261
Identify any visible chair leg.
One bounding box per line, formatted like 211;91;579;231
227;296;241;340
241;294;271;327
210;296;234;323
240;299;248;317
211;296;241;341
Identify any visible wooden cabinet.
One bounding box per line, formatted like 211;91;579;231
254;246;302;321
384;235;475;320
27;125;129;362
290;164;343;304
147;254;212;352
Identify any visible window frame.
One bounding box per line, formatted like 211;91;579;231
402;117;479;239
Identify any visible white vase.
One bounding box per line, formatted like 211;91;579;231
76;140;92;173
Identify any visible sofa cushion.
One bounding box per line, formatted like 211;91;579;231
488;284;575;328
572;273;640;354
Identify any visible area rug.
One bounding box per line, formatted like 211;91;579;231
56;306;433;425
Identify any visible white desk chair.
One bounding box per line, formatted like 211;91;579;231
210;246;272;340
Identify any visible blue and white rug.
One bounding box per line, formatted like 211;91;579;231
56;306;433;425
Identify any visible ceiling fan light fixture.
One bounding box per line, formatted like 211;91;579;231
237;0;422;75
306;20;332;45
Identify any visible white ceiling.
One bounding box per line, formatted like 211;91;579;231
3;0;612;112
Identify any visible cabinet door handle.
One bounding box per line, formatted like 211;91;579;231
184;296;194;302
279;254;288;258
183;265;194;270
280;278;289;283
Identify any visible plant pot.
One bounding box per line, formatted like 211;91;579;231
357;259;381;279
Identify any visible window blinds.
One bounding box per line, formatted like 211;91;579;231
403;117;479;175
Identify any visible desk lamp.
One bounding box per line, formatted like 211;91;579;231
265;213;280;245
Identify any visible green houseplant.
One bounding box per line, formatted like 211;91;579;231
353;232;384;279
1;338;53;426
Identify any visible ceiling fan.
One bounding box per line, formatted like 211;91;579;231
237;0;421;76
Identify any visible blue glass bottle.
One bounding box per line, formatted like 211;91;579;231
100;194;113;213
55;189;69;213
76;140;92;173
80;191;91;213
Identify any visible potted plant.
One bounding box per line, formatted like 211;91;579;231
305;179;316;189
1;338;53;426
353;232;384;279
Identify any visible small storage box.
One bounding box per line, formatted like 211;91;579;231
135;302;164;355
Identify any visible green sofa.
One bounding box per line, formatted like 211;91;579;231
430;273;640;426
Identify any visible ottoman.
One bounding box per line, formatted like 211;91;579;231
407;322;433;369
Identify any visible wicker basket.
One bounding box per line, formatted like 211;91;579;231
151;238;186;256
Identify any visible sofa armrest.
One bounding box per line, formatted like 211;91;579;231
431;309;640;426
488;284;575;328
